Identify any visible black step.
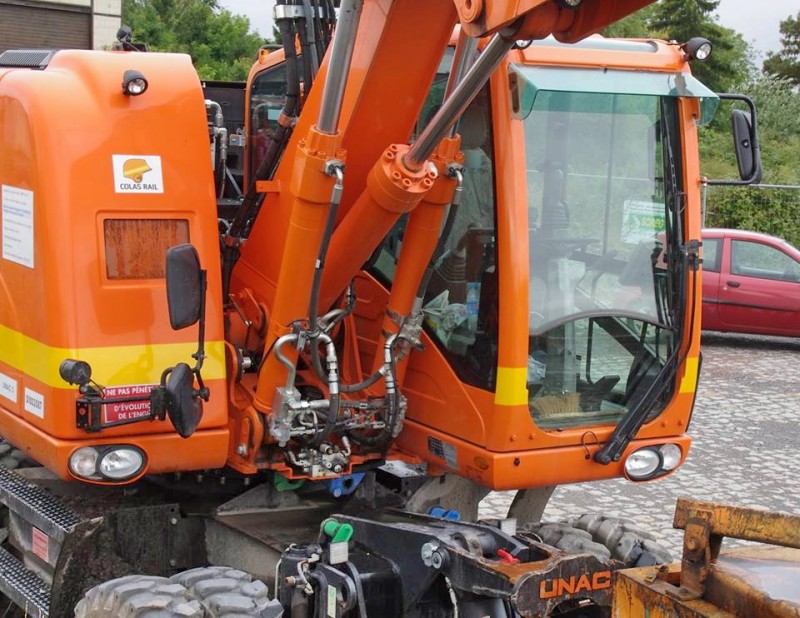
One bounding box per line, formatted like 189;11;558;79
0;467;82;542
0;543;50;616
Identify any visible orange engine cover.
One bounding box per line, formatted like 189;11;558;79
0;50;229;481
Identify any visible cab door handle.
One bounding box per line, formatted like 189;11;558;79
727;281;741;288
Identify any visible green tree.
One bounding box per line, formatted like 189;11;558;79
700;75;800;245
603;1;754;92
648;0;753;92
122;0;266;80
602;5;655;39
763;13;800;86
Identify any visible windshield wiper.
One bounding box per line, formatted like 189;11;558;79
595;100;689;465
594;347;679;464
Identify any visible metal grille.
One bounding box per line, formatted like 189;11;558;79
0;545;50;616
0;467;81;541
0;49;55;69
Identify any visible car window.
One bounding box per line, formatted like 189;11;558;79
702;238;721;273
730;240;800;282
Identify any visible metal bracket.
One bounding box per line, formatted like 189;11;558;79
669;512;715;600
684;239;703;272
274;5;305;20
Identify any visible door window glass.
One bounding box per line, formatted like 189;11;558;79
731;240;800;282
702;238;721;273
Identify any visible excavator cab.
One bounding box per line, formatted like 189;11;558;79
354;36;721;488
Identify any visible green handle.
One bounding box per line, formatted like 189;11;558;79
321;518;354;543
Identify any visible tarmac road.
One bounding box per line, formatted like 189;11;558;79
480;331;800;558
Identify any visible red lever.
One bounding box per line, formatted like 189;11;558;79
497;549;520;564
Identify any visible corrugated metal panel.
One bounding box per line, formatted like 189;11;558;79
0;2;91;52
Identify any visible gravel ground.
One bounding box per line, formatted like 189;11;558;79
479;331;800;558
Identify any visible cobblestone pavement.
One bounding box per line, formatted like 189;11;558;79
479;331;800;558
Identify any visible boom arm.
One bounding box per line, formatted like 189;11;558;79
228;0;661;479
457;0;658;40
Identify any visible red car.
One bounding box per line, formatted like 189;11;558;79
702;229;800;337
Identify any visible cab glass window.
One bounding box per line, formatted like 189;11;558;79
249;64;288;182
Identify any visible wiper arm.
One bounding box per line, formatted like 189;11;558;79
593;348;679;465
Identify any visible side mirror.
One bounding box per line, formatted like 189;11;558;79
166;244;203;330
164;363;203;438
705;93;762;187
731;109;762;184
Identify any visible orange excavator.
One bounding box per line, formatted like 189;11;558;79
0;0;774;615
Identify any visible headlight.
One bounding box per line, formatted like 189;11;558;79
69;447;98;478
660;444;682;471
69;445;146;482
98;448;145;481
624;448;660;480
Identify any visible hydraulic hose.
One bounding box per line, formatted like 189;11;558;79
310;333;341;447
347;334;403;450
296;1;314;93
300;0;320;82
308;166;344;384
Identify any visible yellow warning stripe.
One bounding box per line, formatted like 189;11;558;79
679;356;699;394
0;324;225;388
494;366;528;406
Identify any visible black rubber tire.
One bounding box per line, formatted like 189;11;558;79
170;567;282;617
73;575;204;617
524;521;612;563
564;514;673;567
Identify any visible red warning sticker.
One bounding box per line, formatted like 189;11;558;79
103;384;157;424
32;527;48;562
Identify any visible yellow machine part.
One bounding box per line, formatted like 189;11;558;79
614;499;800;617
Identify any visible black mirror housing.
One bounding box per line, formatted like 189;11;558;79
705;93;763;187
731;108;762;183
166;244;203;330
165;363;204;438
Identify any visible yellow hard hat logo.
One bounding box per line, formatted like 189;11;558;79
122;158;152;183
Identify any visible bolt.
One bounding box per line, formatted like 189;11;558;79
170;517;178;526
243;478;251;487
169;558;177;567
236;444;247;456
196;474;204;483
421;542;438;567
333;465;343;474
431;551;444;569
220;476;227;485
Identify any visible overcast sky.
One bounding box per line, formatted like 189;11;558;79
218;0;800;60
